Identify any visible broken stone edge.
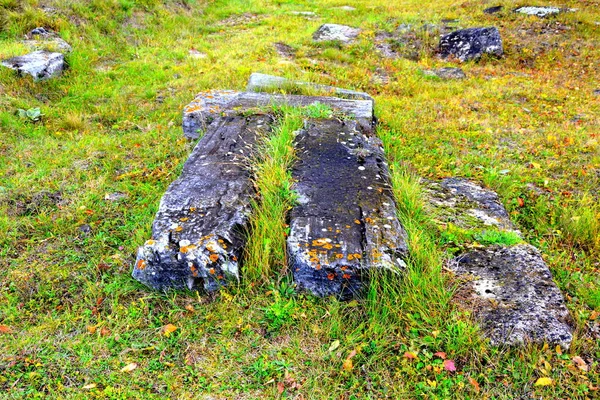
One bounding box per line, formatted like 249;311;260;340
183;90;374;140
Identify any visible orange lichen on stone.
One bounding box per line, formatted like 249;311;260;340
180;217;189;222
327;273;335;280
145;239;156;246
354;219;360;224
365;217;374;224
209;254;219;262
342;273;351;279
323;243;333;250
209;268;215;275
175;226;183;232
136;259;147;270
335;254;344;259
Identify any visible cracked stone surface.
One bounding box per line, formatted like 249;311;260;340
422;178;518;232
133;115;272;292
484;6;503;14
246;73;373;102
450;245;573;348
183;90;374;140
288;118;408;298
313;24;361;44
439;27;503;61
1;50;65;80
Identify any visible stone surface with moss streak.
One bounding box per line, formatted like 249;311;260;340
133;115;272;291
288;118;408;298
451;245;573;348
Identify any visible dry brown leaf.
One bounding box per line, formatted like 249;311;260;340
572;356;588;372
468;377;480;393
0;325;13;334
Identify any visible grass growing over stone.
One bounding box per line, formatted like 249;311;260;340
1;0;598;398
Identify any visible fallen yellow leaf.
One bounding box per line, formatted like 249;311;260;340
82;383;97;389
342;358;353;372
534;377;553;386
162;324;177;337
328;340;340;352
120;363;137;373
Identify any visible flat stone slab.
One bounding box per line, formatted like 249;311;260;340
1;50;65;80
246;73;373;102
422;178;518;233
439;27;503;62
183;90;374;140
514;6;561;17
288;118;408;298
133;114;272;292
450;244;573;348
313;24;361;44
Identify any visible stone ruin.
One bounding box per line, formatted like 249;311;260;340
132;74;573;348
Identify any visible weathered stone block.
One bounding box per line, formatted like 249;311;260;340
288;119;408;298
183;91;374;140
422;178;518;233
313;24;361;44
439;27;503;62
133;115;272;291
450;245;573;348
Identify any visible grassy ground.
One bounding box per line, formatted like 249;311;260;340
1;0;598;398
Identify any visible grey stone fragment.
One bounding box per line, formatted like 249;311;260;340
289;11;317;17
133;115;272;292
24;27;72;53
439;27;503;61
313;24;361;44
423;67;466;80
483;6;503;14
422;178;518;232
514;6;561;17
246;73;373;102
183;91;374;140
288;119;408;298
450;244;573;348
1;50;65;80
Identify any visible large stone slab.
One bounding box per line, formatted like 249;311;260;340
423;178;572;348
246;73;373;102
288;118;408;298
451;245;573;348
1;50;65;80
439;27;503;62
183;91;374;140
133;115;272;292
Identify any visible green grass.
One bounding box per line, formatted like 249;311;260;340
1;0;599;398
